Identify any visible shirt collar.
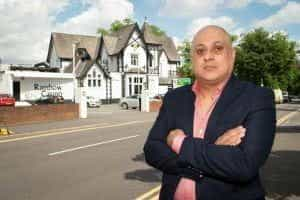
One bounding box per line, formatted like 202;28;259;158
192;77;229;99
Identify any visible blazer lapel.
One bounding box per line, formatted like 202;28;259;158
205;75;243;142
184;86;195;137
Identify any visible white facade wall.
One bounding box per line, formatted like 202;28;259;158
124;31;147;72
110;72;122;99
148;75;159;97
0;73;13;95
149;45;159;67
49;47;60;68
159;52;169;77
19;78;73;101
84;64;106;101
158;85;169;95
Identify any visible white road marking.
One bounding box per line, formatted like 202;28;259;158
135;185;161;200
48;135;140;156
277;109;300;125
0;120;152;144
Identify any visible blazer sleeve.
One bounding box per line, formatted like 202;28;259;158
177;88;276;183
143;92;182;175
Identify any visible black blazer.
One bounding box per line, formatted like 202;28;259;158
144;75;276;200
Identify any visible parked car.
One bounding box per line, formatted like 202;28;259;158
36;95;64;104
0;94;15;106
152;94;165;100
87;96;101;107
119;95;140;109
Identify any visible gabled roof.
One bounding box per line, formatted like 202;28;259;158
102;23;140;55
142;22;180;62
64;60;110;79
142;22;165;45
47;32;101;62
161;36;180;62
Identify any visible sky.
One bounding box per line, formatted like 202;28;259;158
0;0;299;64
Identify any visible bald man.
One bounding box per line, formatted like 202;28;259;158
144;25;276;200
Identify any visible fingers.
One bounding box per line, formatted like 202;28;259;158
215;126;246;146
167;129;185;147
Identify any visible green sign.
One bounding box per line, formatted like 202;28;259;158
176;78;192;86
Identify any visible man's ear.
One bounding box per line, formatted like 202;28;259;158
231;47;236;61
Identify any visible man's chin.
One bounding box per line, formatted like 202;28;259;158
196;75;228;85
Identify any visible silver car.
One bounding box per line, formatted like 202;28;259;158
119;95;140;109
87;96;101;107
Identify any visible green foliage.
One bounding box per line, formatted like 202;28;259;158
177;40;193;79
96;18;134;35
230;35;238;43
234;28;298;93
97;28;109;36
149;25;165;36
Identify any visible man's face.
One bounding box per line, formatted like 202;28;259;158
191;28;235;85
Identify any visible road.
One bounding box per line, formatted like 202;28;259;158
0;103;299;200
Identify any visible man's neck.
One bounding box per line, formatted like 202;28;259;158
196;76;230;99
198;84;219;99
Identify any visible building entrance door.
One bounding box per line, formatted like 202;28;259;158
13;81;20;101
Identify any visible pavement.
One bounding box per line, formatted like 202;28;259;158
0;103;299;200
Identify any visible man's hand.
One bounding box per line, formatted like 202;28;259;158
215;126;246;146
167;129;186;147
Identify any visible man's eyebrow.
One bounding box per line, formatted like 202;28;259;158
193;44;205;48
214;41;225;45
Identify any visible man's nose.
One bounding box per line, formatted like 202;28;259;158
203;50;214;61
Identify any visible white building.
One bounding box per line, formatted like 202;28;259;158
48;22;180;103
0;22;180;103
0;65;73;102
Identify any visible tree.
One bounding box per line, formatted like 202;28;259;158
97;18;134;35
177;40;193;79
234;28;298;92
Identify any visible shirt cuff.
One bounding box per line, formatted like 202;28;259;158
171;134;186;154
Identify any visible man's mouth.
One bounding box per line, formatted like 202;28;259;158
203;65;217;70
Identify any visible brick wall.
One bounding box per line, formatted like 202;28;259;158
0;104;79;126
149;100;162;112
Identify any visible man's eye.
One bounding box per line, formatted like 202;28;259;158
196;49;205;55
214;46;224;54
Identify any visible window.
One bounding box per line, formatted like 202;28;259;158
88;80;91;87
131;54;138;66
149;54;153;67
129;78;132;96
93;70;96;78
93;80;96;87
98;80;101;87
131;76;143;95
88;74;91;78
134;85;139;94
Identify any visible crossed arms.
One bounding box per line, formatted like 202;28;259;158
143;88;276;183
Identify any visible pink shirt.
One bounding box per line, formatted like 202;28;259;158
171;79;228;200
